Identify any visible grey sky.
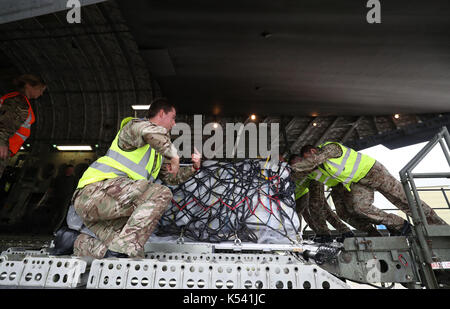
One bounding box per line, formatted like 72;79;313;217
359;142;450;210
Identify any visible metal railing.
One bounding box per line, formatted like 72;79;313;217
399;126;450;289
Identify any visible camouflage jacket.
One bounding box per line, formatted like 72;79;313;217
291;143;343;178
0;93;29;148
118;118;195;186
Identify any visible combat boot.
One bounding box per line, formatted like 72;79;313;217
50;226;80;255
400;220;413;236
387;221;412;236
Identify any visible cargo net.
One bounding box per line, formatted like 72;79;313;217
152;159;301;244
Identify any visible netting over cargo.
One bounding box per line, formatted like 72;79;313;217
151;160;301;244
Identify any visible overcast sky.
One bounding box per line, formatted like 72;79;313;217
360;142;450;186
357;141;450;210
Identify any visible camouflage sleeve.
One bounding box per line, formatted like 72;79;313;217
158;160;196;186
118;119;178;159
0;96;29;147
291;143;342;174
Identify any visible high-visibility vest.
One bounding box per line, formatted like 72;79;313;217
317;142;376;191
307;168;340;188
0;92;35;156
77;117;163;189
294;177;311;200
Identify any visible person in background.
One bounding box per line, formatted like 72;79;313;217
0;74;46;178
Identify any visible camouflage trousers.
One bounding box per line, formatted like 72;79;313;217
331;184;399;234
358;161;447;226
295;182;351;235
308;181;351;234
295;192;309;232
73;177;173;259
331;161;447;233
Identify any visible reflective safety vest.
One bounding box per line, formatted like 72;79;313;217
294;177;311;200
77;117;163;189
317;142;376;191
307;168;340;188
0;92;35;156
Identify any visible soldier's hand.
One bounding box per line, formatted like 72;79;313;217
0;146;8;160
191;147;202;170
167;155;180;176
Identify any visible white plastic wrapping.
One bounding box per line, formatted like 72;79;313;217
151;160;300;244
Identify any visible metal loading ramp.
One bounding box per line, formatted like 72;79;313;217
0;242;349;289
0;235;447;289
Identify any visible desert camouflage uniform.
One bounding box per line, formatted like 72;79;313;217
295;181;351;235
331;185;385;236
73;119;196;258
292;143;447;232
358;161;446;225
295;192;309;232
294;179;351;235
308;181;351;234
0;93;29;178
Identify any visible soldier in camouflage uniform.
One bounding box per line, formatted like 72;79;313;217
292;143;447;235
331;185;384;236
52;98;201;259
290;155;354;242
0;75;46;178
308;180;353;237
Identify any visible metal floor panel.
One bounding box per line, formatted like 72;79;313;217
0;247;349;289
86;256;348;289
0;255;88;288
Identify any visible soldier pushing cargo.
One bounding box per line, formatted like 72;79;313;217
290;155;355;242
291;142;447;236
50;98;202;258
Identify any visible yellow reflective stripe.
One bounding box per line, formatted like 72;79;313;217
314;171;321;181
326;160;340;169
90;162;128;177
318;141;375;191
328;147;351;178
146;148;156;177
105;149;150;179
342;152;362;185
139;146;153;165
151;154;162;179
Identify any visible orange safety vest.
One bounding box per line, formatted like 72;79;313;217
0;92;35;156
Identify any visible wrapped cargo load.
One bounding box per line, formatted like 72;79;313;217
149;159;300;244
